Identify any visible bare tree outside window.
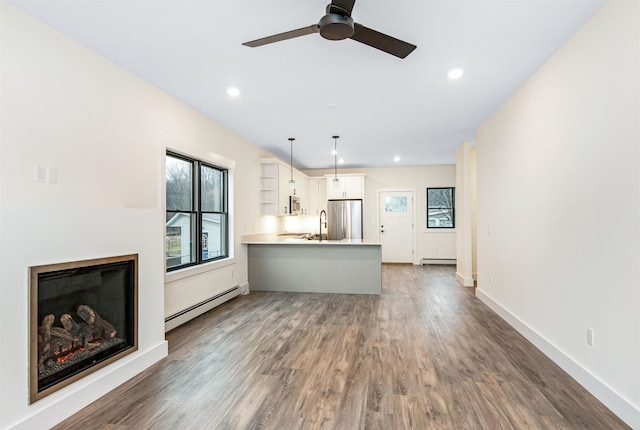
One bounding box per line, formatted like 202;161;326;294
427;187;455;228
200;165;223;212
166;156;193;213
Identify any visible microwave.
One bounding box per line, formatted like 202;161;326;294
289;195;300;215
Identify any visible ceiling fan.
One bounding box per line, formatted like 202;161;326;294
242;0;417;59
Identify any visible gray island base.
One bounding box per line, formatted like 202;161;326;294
244;237;381;295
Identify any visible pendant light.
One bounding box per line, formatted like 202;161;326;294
332;135;340;189
288;137;296;190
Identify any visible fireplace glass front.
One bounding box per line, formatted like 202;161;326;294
30;254;138;403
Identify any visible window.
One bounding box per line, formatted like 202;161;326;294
385;196;407;212
427;187;455;228
166;152;228;271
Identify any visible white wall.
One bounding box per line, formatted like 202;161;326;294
303;165;457;261
471;147;477;278
455;142;474;286
0;3;274;428
476;1;640;427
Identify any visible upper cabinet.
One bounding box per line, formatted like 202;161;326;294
293;169;309;214
278;163;292;215
260;158;309;216
325;174;365;200
260;159;285;216
308;177;327;216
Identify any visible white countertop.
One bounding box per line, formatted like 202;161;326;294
241;234;381;246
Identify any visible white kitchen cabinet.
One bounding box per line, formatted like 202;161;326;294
260;159;288;216
293;169;309;214
308;177;327;216
325;174;365;200
260;160;278;216
278;163;294;215
260;158;309;216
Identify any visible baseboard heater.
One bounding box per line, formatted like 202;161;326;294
164;286;239;330
421;258;456;265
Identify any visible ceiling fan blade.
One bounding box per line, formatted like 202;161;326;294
350;23;416;58
328;0;356;16
242;25;319;48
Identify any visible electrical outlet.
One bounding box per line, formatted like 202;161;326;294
587;328;594;346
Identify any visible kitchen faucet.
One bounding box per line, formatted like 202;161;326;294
319;210;327;242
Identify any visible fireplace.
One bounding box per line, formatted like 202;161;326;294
29;254;138;403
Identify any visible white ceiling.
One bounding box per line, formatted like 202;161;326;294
9;0;605;169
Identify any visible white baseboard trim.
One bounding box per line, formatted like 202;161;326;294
476;288;640;429
240;282;249;295
9;341;168;430
455;271;475;287
164;286;241;332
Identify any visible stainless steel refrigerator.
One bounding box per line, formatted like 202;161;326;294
327;199;363;240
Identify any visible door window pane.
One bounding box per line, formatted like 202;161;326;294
385;196;407;212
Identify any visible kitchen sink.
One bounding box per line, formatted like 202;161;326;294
308;233;328;241
277;232;327;241
277;232;311;240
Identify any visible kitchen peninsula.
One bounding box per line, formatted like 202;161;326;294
242;234;382;295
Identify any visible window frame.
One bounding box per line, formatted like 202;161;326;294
165;151;229;272
426;187;455;229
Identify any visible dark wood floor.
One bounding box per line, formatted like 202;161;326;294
54;264;628;429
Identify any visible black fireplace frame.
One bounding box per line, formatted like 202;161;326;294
29;254;139;403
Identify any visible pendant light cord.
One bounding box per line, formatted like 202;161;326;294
333;135;339;184
288;137;295;184
334;142;337;179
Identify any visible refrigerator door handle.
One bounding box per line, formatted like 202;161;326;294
342;208;346;239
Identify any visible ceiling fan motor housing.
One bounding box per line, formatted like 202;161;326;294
318;13;355;40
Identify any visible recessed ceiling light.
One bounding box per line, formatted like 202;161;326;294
448;68;464;80
226;87;240;97
338;158;345;164
328;103;339;108
394;156;401;162
331;149;338;155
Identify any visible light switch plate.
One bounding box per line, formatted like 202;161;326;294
46;167;58;184
34;165;46;182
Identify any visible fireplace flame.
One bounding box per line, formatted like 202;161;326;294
54;339;103;363
56;348;85;363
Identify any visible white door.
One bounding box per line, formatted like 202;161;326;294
379;191;414;263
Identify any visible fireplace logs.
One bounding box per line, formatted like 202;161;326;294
37;314;54;367
60;313;80;334
37;305;119;374
77;304;117;339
